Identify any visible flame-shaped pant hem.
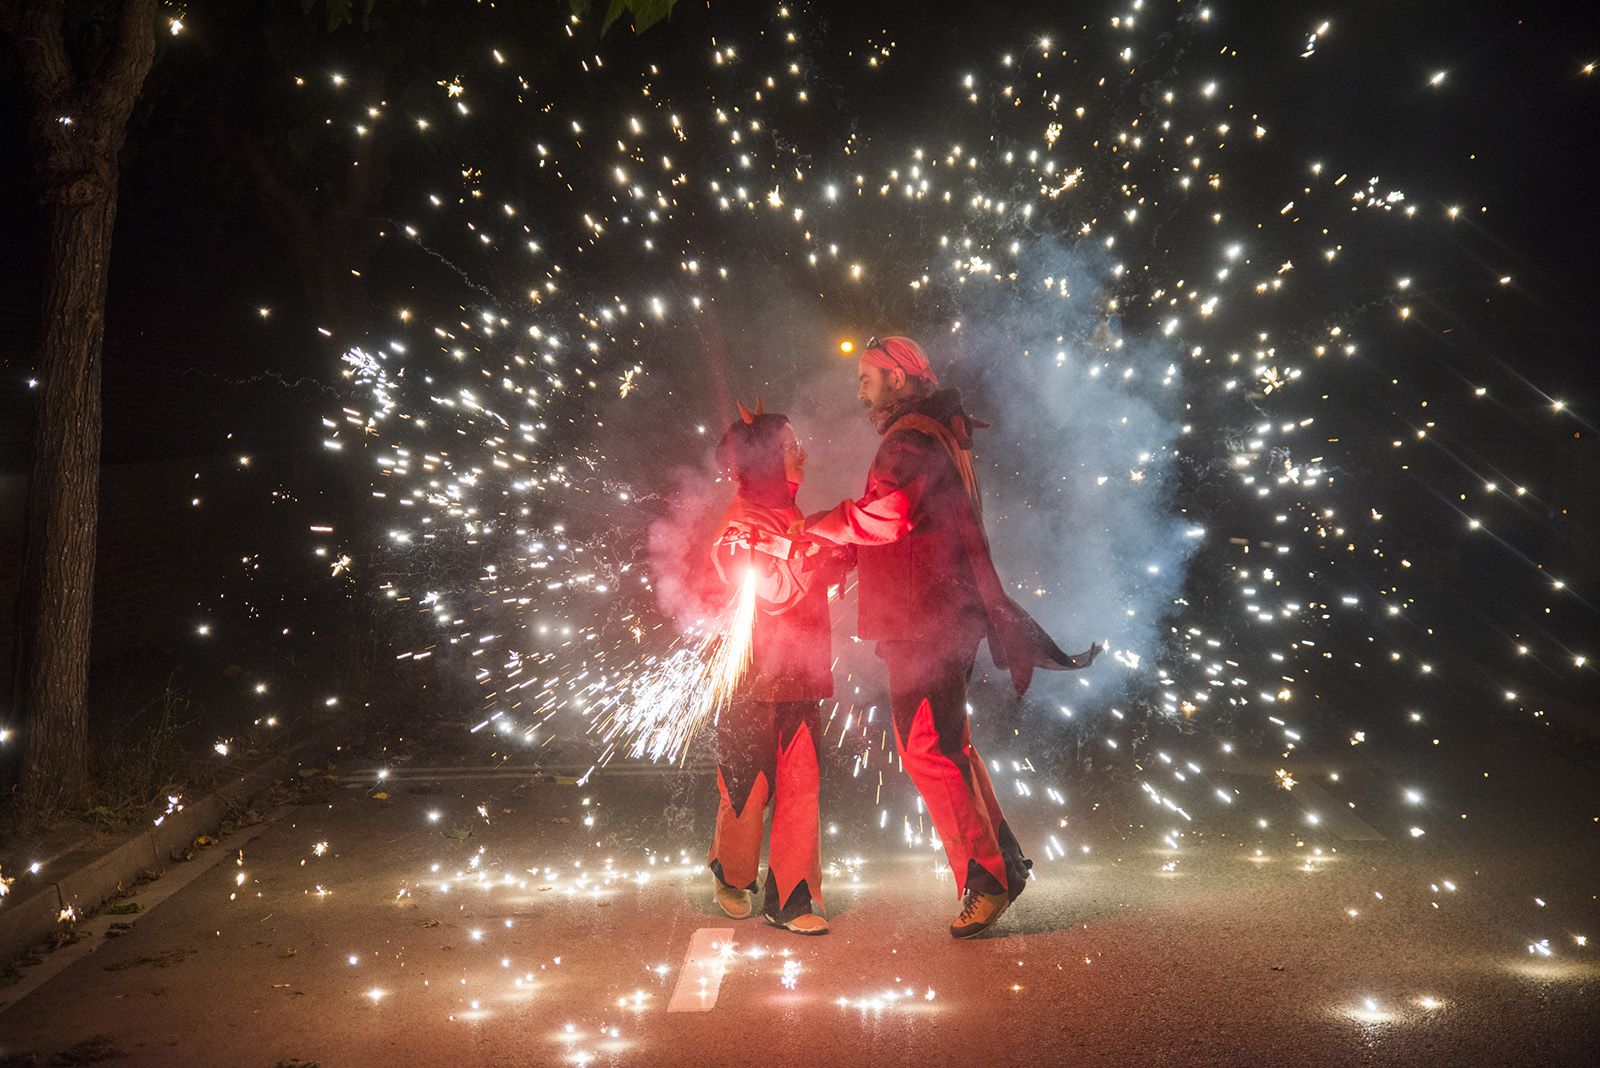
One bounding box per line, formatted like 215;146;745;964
707;699;823;911
882;639;1011;898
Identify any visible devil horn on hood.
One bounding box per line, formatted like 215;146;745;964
737;401;755;424
755;396;765;416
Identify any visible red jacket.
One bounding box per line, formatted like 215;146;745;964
807;389;1099;695
808;392;986;645
712;493;838;702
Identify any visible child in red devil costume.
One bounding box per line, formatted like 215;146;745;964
706;402;845;935
805;336;1100;938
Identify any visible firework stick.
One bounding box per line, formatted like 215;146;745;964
717;528;799;560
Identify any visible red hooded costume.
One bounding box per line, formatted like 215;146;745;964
808;345;1098;900
705;409;842;924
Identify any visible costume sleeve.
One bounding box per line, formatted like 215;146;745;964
804;431;932;547
713;521;810;614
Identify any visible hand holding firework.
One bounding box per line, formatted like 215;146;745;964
718;524;803;560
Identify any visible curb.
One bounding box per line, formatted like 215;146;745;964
0;726;340;968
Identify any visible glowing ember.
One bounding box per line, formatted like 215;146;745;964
592;568;758;764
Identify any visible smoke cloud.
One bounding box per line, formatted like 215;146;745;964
645;459;733;628
643;237;1194;714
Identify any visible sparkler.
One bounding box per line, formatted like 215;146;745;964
590;567;758;765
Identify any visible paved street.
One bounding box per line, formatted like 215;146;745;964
3;709;1597;1067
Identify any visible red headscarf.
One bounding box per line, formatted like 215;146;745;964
860;336;938;386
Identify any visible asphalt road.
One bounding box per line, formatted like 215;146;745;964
2;711;1597;1067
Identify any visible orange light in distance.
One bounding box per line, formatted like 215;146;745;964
839;340;855;356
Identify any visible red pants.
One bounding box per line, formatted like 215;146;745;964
881;640;1027;898
708;698;823;921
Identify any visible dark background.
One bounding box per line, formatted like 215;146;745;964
5;3;1597;465
1;1;1596;751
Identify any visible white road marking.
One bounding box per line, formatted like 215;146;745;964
666;927;736;1013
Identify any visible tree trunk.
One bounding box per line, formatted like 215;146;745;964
12;185;119;812
5;0;157;813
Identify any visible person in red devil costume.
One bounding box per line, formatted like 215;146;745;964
706;401;846;935
804;336;1101;938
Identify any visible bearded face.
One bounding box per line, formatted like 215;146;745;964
868;405;901;432
857;362;903;430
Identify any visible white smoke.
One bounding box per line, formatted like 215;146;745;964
645;237;1195;713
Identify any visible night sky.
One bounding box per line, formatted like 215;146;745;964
3;3;1597;464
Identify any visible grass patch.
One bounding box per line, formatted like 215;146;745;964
87;676;194;827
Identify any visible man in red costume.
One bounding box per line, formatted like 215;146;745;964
707;403;846;935
805;336;1100;938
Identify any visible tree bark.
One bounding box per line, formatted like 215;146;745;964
5;0;157;813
